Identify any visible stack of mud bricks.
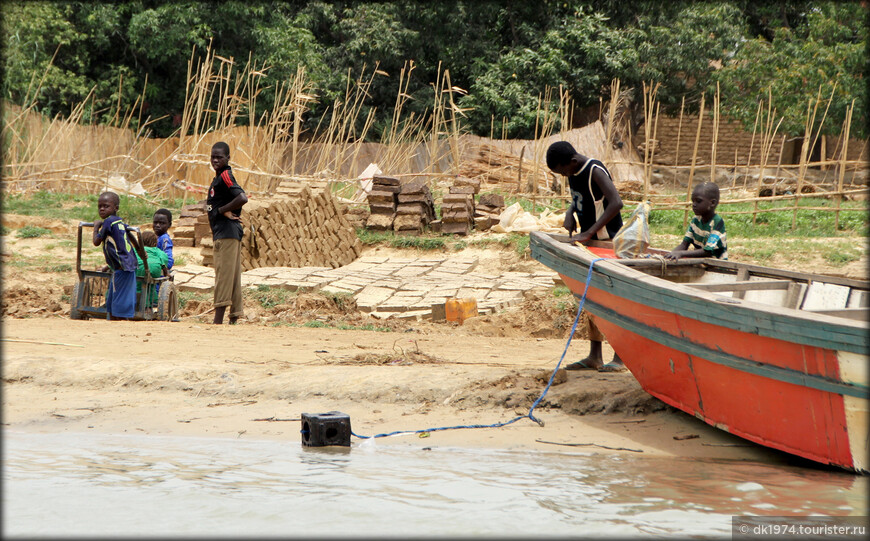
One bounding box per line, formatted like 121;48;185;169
170;201;208;248
343;206;370;229
473;193;505;231
393;176;436;236
199;185;361;270
365;176;401;231
440;176;481;236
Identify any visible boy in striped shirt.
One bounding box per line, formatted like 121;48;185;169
667;181;727;260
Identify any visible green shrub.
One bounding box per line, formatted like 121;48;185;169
16;225;52;238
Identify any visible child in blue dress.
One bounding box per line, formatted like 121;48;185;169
93;192;138;320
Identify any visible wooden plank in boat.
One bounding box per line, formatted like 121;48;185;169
688;279;792;292
804;307;870;321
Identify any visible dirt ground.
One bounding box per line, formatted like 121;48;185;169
1;213;866;464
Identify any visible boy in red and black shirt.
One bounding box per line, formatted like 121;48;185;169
207;141;248;324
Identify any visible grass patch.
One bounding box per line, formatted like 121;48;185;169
45;264;73;273
302;320;329;328
178;291;210;310
247;285;297;309
335;322;392;332
356;228;446;250
822;246;863;266
16;225;52;238
1;225;10;236
1;190;188;226
552;285;572;298
647;198;868;238
316;290;356;310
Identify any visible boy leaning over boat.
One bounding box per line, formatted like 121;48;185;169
545;141;627;373
666;182;728;260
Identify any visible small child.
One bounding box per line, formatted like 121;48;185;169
666;181;728;260
152;208;174;270
135;230;169;306
93;191;138;320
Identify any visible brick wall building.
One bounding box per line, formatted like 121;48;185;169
644;113;867;167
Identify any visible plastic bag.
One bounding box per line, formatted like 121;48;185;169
612;201;651;258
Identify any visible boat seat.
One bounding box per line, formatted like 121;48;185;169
688;279;792;292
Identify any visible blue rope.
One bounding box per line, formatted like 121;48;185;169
349;256;607;440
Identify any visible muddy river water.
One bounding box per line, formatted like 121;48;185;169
3;430;865;537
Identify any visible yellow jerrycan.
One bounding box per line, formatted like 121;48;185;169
445;297;478;324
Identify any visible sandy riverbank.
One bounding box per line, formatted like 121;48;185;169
3;318;794;465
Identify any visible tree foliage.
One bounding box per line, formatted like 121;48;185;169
2;1;865;140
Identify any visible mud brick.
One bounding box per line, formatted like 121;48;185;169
366;213;394;230
441;221;469;235
173;237;195;247
367;190;397;201
173;227;194;239
478;193;505;207
396;202;427;215
194;222;211;239
372;175;401;186
394;214;422;230
449;185;476;195
429;219;442;233
442;193;473;204
440;202;472;212
474;216;497;230
441;212;472;223
368;203;397;215
397;193;429;203
176;217;198;227
399;176;428;193
454;176;481;192
372;184;401;194
431;303;446;321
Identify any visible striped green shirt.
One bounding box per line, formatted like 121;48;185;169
683;214;727;259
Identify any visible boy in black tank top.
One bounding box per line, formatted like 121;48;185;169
546;141;626;372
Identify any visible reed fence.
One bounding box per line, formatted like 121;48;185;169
2;46;867;230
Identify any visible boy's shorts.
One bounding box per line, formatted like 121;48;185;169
106;269;136;319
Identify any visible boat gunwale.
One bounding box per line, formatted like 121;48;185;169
530;232;869;355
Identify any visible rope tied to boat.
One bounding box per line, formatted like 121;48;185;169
348;257;607;440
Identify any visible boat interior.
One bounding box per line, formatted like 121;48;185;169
581;240;870;322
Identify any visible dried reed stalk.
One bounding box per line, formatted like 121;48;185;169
684;95;705;228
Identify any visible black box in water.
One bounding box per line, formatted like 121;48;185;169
301;411;351;447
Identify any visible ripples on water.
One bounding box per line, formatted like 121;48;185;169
2;430;865;537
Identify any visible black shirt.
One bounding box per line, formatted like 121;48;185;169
207;166;245;241
567;158;623;238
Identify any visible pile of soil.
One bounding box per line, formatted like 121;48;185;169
0;284;65;318
462;288;592;339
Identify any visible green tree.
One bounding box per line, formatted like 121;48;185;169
715;2;867;139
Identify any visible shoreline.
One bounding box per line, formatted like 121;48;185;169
3;318;791;465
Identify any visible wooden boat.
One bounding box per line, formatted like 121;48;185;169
530;232;869;473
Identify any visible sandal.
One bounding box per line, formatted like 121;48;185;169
565;358;602;371
598;361;627;373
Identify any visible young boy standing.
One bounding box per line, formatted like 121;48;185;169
93;191;138;320
545;141;626;372
152;208;174;270
666;181;728;260
207;141;248;324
